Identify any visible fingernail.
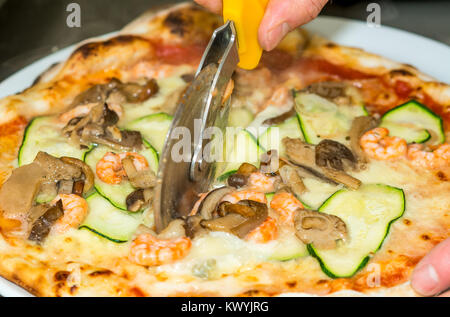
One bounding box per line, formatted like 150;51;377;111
263;22;290;51
413;264;440;295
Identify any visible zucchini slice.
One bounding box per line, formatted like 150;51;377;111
294;92;368;144
215;129;262;181
18;116;89;166
380;100;445;144
228;107;254;128
309;184;405;278
80;193;141;243
257;116;303;156
84;143;158;211
125;112;173;154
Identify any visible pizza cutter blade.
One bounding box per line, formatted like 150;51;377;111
154;20;239;232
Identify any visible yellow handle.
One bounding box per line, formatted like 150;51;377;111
223;0;269;70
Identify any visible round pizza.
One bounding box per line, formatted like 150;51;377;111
0;2;448;297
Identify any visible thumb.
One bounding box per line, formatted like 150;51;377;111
411;238;450;296
258;0;328;51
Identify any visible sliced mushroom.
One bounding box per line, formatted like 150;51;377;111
283;137;361;190
200;213;247;234
230;200;268;239
294;209;347;249
216;200;257;218
185;215;208;238
303;81;347;100
121;156;157;189
126;188;154;212
58;180;74;194
28;200;64;244
60;156;94;194
72;180;85;196
197;187;234;220
279;164;306;196
315;139;356;171
349;116;380;164
0;162;46;219
263;107;296;126
34;152;82;182
227;163;258;188
157;219;186;240
260;150;280;175
119;78;159;103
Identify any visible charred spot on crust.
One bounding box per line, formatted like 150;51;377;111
72;35;144;59
403;219;412;226
89;270;113;277
316;279;328;285
389;69;414;77
325;42;336;48
70;285;78;294
129;287;146;297
436;171;448;181
164;11;191;36
286;281;297;288
421;234;430;241
54;271;70;281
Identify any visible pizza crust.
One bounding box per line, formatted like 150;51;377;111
0;2;448;297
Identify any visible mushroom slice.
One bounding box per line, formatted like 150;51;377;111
185;215;208;238
230;200;268;238
349;116;380;164
0;162;46;219
60;156;94;194
260;150;280;175
283;137;316;166
262;107;297;126
197;187;234;220
126;188;154;212
321;167;361;191
315;139;356;171
34;152;82;182
216;200;256;218
28;200;64;244
119;78;159;103
227;163;258;188
200;213;247;234
157;219;186;240
294;209;347;249
279;164;306;196
58;180;74;194
121;155;157;189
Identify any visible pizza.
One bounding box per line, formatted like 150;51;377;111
0;2;448;297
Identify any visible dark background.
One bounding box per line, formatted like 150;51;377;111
0;0;449;82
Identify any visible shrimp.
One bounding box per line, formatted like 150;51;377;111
247;172;276;193
51;194;89;234
360;127;407;160
246;217;278;243
270;192;303;223
262;86;291;110
96;152;149;185
129;234;192;266
222;190;267;204
407;143;450;169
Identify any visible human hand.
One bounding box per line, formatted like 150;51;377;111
194;0;328;51
411;238;450;297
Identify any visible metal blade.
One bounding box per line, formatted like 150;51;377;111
154;21;238;232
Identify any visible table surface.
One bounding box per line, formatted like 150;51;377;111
0;0;449;82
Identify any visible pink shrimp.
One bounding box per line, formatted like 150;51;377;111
270;192;304;224
246;217;278;243
247;172;276;193
96;152;149;185
51;194;89;234
129;234;192;266
360;127;407;160
407;143;450;169
222;190;267;204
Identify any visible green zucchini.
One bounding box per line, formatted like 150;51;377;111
84;143;158;211
294;92;367;144
228;107;254;128
18;116;89;166
80;193;142;243
215;129;263;181
257;116;303;156
125;113;173;154
309;184;405;278
380;100;444;144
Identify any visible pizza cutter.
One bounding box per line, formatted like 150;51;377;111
154;0;269;232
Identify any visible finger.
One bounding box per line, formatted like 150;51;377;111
194;0;222;14
259;0;328;51
411;238;450;296
438;290;450;297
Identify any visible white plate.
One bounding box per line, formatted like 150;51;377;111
0;16;449;297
